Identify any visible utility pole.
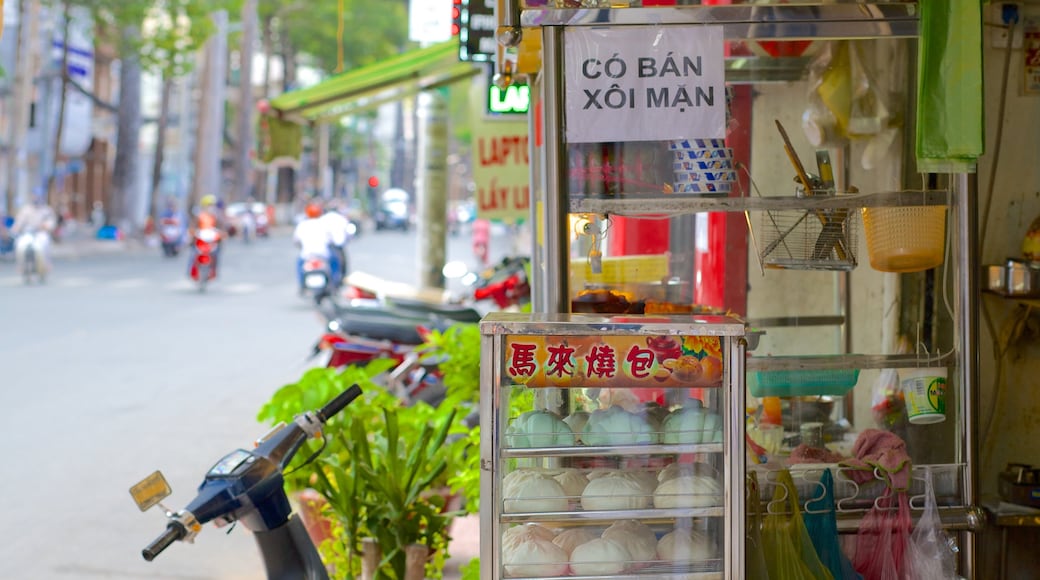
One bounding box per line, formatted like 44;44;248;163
191;10;228;209
5;0;41;214
234;0;257;202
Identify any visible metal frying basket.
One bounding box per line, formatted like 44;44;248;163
756;204;858;272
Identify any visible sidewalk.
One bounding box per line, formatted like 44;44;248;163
443;514;480;580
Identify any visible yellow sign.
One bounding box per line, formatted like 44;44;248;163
473;120;530;222
505;334;723;389
130;471;172;512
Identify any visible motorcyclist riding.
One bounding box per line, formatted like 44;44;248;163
187;196;225;276
10;194;57;281
293;202;336;295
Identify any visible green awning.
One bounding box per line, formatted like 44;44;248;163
269;40;480;122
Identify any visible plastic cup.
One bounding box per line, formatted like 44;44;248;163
900;367;947;424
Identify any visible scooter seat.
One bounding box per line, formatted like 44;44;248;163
385;297;483;323
333;305;457;345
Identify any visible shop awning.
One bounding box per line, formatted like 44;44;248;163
269;40;480;123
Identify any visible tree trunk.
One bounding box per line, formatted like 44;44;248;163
110;25;142;233
234;0;257;202
276;18;296;204
5;0;42;215
149;75;173;222
47;0;72;206
255;13;275;203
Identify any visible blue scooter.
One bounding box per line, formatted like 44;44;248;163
135;384;363;579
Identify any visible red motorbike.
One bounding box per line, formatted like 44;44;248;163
189;228;221;292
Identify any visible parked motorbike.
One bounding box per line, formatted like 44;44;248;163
159;216;185;257
188;229;221;292
135;384;363;579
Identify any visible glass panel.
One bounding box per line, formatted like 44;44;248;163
494;327;731;579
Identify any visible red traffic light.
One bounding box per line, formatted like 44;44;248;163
367;176;379;188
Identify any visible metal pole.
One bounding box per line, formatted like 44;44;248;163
541;26;568;314
528;71;545;314
956;171;980;577
415;90;448;289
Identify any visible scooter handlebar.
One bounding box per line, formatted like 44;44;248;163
317;384;362;423
142;522;187;561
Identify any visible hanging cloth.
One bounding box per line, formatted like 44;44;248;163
761;469;835;580
803;469;862;580
915;0;984;173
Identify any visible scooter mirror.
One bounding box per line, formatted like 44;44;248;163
461;272;479;287
442;260;469;280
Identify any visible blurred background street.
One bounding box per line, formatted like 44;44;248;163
0;223;511;579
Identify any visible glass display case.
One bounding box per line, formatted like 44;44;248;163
502;0;981;576
479;312;747;579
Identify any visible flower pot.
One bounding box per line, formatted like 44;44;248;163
361;538;382;580
404;543;430;580
292;488;333;547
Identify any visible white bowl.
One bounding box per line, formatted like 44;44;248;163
673;148;733;160
669;138;726;150
672;181;735;194
673;159;734;171
672;170;738;183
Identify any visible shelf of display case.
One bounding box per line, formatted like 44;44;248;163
503;442;723;458
747;352;956;372
504;564;723;580
569;189;950;216
521;3;918;40
501;506;725;523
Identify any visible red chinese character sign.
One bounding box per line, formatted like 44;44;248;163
505;335;723;388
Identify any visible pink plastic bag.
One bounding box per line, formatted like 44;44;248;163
852;491;913;580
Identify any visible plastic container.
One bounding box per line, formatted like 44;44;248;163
861;206;947;273
900;367;947;424
749;366;860;398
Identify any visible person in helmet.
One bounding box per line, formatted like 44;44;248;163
318;200;352;283
292;201;334;294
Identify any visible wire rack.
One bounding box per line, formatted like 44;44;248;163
755;201;859;272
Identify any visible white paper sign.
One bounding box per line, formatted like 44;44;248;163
564;26;726;143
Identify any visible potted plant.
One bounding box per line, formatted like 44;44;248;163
257;356;477;579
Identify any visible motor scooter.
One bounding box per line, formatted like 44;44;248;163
159;216;185;257
189;229;220;292
15;229;48;284
135;384;363;580
300;254;334;304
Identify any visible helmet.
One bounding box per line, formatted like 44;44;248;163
198;213;217;229
305;203;322;218
200;194;216;207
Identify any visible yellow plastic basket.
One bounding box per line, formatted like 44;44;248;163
861;206;947;273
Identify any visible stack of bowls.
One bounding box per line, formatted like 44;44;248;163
669;138;736;196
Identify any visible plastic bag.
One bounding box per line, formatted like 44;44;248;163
916;0;983;173
747;471;771;580
906;468;959;579
761;469;834;580
852;490;913;580
803;470;862;580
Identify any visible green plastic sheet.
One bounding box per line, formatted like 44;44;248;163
916;0;984;173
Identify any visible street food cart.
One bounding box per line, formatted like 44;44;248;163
482;1;981;578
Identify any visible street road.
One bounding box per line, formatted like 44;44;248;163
0;224;512;579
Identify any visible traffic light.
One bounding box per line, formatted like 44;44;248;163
367;176;379;189
451;0;462;36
